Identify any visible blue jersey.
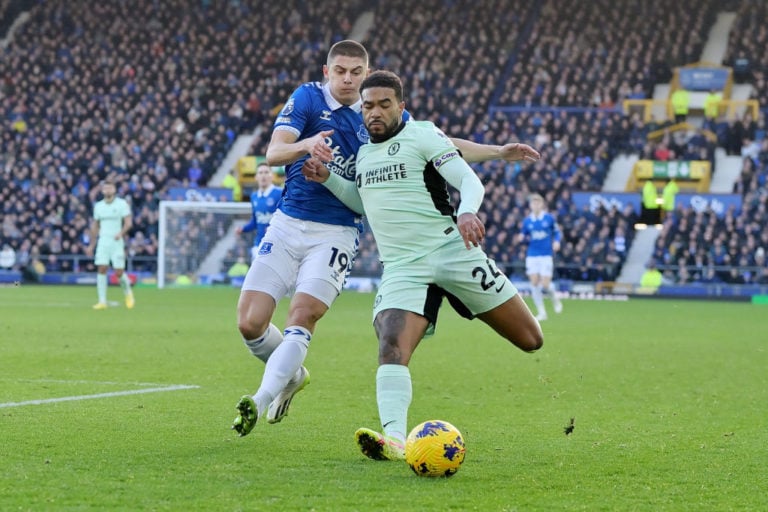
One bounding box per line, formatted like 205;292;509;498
242;185;282;246
273;82;368;227
521;212;561;257
273;82;410;228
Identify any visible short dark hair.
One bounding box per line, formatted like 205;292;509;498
360;70;403;102
327;40;368;67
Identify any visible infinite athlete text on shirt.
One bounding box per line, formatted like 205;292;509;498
361;163;408;185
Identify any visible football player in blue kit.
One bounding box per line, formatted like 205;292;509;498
232;40;541;436
236;162;283;261
518;193;563;321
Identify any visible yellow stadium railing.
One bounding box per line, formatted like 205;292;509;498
626;160;711;193
622;98;759;123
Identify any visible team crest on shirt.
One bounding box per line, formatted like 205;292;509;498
281;98;294;116
320;110;332;121
357;124;369;143
258;242;273;255
387;142;400;156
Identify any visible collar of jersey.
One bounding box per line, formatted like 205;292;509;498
257;185;277;197
323;83;362;113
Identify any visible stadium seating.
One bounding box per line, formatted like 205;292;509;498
1;0;360;273
1;0;765;287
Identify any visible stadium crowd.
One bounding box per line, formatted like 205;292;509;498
1;0;365;274
1;0;766;287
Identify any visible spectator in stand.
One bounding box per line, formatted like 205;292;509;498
2;0;361;270
662;179;679;220
0;243;16;269
642;180;661;225
227;256;250;282
222;169;243;202
670;88;690;124
639;261;663;292
703;89;722;129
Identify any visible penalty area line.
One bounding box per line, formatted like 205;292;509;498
0;384;200;409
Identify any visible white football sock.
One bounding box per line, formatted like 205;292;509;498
96;274;107;304
531;284;545;315
119;273;132;294
545;282;562;305
243;323;283;364
377;364;412;444
253;325;311;416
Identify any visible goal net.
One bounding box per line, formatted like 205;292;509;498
158;200;252;288
157;200;385;290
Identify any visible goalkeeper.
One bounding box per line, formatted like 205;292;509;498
302;70;543;461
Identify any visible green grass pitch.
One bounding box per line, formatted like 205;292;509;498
1;285;766;511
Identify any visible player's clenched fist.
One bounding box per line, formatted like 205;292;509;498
302;157;330;183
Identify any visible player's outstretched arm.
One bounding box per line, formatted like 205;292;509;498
450;138;541;163
302;158;364;214
266;129;335;166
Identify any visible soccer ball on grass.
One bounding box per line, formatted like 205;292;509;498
405;420;466;477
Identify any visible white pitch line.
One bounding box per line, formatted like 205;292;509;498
0;384;200;408
2;378;175;387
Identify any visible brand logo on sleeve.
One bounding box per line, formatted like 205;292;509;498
281;98;294;116
433;150;459;169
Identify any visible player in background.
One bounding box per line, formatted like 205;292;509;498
85;178;134;310
236;162;283;261
302;70;543;461
232;41;541;437
517;193;563;321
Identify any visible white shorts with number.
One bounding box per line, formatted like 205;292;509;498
525;255;554;278
240;210;359;307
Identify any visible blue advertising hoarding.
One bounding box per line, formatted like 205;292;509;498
677;67;730;91
166;187;233;202
572;192;741;217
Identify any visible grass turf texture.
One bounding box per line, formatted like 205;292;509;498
1;285;766;511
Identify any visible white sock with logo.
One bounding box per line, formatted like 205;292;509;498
253;326;311;415
377;364;412;445
243;323;283;364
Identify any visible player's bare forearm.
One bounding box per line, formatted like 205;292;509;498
267;129;335;166
266;140;310;166
450;138;541;163
497;142;540;162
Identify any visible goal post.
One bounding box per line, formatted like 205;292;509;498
157;200;252;288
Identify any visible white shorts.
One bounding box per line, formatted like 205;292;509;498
241;210;359;307
525;255;554;278
95;239;126;269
